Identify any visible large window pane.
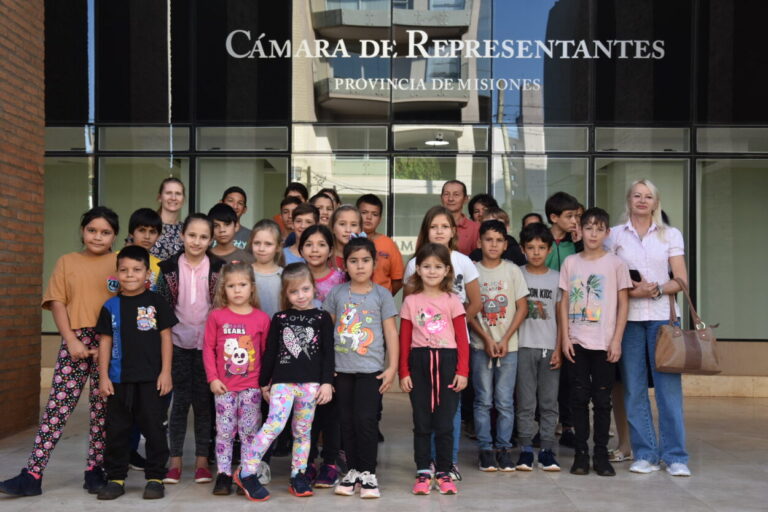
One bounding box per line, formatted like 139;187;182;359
45;0;88;123
595;158;687;234
197;158;289;230
492;126;588;153
393;155;487;258
292;155;390;229
293;125;388;152
99;127;190;151
697;128;768;154
492;156;587;230
197;127;288;151
697;160;768;339
43;157;93;331
45;127;95;152
595;128;689;153
99;158;190;235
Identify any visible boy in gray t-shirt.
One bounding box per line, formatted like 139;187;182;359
515;223;563;472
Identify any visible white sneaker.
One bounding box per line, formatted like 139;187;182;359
630;460;661;474
257;461;271;485
359;471;380;499
335;469;360;496
666;463;691;477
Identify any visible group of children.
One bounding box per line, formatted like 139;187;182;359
0;182;637;502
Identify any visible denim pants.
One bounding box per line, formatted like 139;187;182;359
471;348;517;450
620;320;688;465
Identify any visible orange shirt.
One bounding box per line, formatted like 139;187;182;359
42;251;118;329
272;213;289;237
371;233;404;293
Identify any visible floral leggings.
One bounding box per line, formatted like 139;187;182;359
214;388;263;476
27;328;106;474
243;383;319;476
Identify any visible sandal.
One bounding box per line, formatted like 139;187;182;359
608;449;633;462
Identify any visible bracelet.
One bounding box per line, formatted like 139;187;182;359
653;284;664;301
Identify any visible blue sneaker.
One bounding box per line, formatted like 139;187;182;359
83;466;107;494
0;469;42;497
234;470;270;502
289;472;313;497
538;449;561;472
515;451;534;471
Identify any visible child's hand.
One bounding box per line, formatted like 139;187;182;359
399;376;413;393
496;342;509;359
549;349;561;369
88;347;99;364
377;367;397;394
261;385;271;402
316;383;333;405
157;372;173;396
450;374;468;392
562;337;575;363
66;338;90;361
99;377;114;397
483;339;497;358
607;340;622;363
572;224;583;243
209;379;228;396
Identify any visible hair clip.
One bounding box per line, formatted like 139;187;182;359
350;232;368;239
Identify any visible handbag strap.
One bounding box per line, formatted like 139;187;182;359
667;277;707;330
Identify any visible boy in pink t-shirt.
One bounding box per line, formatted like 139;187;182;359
558;208;630;478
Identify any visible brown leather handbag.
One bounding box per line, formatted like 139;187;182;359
655;278;721;375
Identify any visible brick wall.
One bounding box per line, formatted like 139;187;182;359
0;0;45;438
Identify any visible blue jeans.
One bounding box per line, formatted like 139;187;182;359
471;348;517;450
620;320;688;465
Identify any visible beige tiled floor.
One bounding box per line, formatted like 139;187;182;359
1;389;767;511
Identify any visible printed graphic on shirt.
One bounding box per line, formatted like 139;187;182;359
567;273;604;324
416;306;453;346
136;306;157;331
107;275;120;293
222;323;257;376
527;287;554;320
336;303;374;355
453;273;465;296
282;324;316;361
480;293;508;326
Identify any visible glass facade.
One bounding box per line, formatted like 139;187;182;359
43;0;768;340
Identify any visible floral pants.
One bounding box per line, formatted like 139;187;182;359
214;388;262;475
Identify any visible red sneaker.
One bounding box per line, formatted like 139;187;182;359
163;467;181;484
436;472;457;495
194;467;213;483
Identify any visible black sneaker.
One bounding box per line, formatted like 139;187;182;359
212;472;233;496
478;450;497;472
0;468;42;497
129;450;146;471
97;481;125;500
496;449;515;472
593;454;616;477
538;449;561;471
515;451;534;471
570;452;590;475
234;470;270;502
83;467;107;494
289;471;313;497
559;428;576;448
143;480;165;499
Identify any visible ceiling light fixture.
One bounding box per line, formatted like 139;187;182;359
425;132;450;146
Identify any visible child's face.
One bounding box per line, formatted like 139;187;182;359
581;220;609;250
213;220;237;246
333;211;361;247
224;272;253;307
286;278;315;310
472;202;489;223
550;209;579;234
314;197;334;226
522;215;542;228
281;203;298;230
82;218;116;255
479;229;507;261
293;214;315;237
131;225;160;251
158;182;184;213
481;213;510;231
522;238;552;268
222;192;247;219
181;219;212;258
301;232;331;268
346;248;374;284
428;214;455;248
358;202;382;234
117;257;148;296
416;255;450;289
251;229;279;264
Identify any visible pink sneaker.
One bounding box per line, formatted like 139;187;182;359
163;467;181;484
194;467;213;483
411;473;432;495
435;473;457;495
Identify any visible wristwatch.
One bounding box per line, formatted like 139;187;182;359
653;283;664;300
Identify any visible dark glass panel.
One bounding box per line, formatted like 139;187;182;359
45;0;88;123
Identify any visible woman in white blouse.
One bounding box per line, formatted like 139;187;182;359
605;179;691;477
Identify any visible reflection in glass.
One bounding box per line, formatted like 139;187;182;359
697;160;768;339
595;128;689;153
697;128;768;154
43;157;94;330
99;127;190;151
393;125;487;151
197;158;289;229
293;125;388;152
492;156;586;229
196;127;288;151
45;127;95;152
492;126;588;153
393;155;486;258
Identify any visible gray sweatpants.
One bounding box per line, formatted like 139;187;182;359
516;347;560;450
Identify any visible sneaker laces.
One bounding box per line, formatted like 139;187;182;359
359;471;377;487
449;464;462;481
340;469;359;485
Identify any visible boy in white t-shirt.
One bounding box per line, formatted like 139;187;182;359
468;220;528;472
558;208;630;477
